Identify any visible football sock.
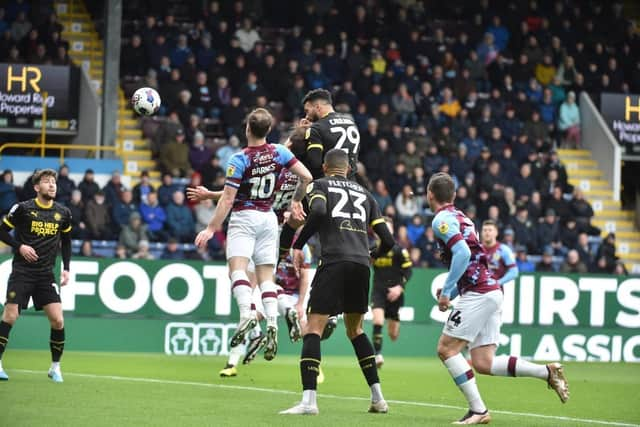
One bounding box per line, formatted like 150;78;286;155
227;341;246;367
277;291;290;317
50;328;65;363
300;334;321;395
490;355;548;379
444;354;487;413
372;324;383;354
230;271;252;319
278;223;296;258
351;333;380;387
0;321;12;360
259;281;278;328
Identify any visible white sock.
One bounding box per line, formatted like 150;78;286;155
302;389;317;407
277;293;290;317
231;270;252;319
490;355;548;379
227;342;246;367
259;281;278;328
370;383;384;402
50;361;60;371
444;354;487;413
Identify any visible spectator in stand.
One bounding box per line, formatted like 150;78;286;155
415;226;444;268
161;237;184;260
407;214;426;246
55;164;75;206
537;208;563;256
597;233;619;272
558;91;581;148
515;245;535;273
560;249;588;274
11;11;31;42
78;169;100;204
511;205;537;253
80;240;98;258
132;240;154;260
398;141;421;177
118;212;149;256
68;189;86;239
513;163;536;202
570;189;597;233
121;34;147;77
189;131;213;173
200;155;225;190
112;189;137;232
103;171;125;208
395;184;421;225
535;54;556;86
85;191;113;240
140;191;167;242
0;170;17;215
536;247;556;272
166;191;194;242
235;18;260;53
371;180;393;213
391;83;417;127
365;138;395;183
613;261;629;276
155;173;176;207
545;186;571;222
439;87;461;119
191;71;216;118
160;128;191;177
194;198;215;232
132;170;153;205
576;232;596;269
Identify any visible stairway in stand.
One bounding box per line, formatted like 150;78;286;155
558;149;639;273
54;0;157;185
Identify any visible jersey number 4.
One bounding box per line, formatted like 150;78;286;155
249;174;276;199
330;125;360;154
328;188;366;221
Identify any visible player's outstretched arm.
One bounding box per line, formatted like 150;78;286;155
371;220;396;258
498;246;519;285
186;186;223;202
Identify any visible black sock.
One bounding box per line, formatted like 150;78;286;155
372;324;383;354
279;223;296;259
50;328;65;363
300;333;321;390
0;321;12;360
351;333;379;386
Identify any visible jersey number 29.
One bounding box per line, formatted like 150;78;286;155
330;125;360;154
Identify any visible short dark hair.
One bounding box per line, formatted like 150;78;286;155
302;88;332;105
32;168;57;184
482;219;498;229
427;172;455;204
288;126;307;158
247;108;272;138
324;148;349;169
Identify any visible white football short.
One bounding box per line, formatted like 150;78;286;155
442;290;503;349
226;210;279;266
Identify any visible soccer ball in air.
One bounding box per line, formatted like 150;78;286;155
131;87;161;116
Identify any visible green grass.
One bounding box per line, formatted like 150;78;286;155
1;350;639;426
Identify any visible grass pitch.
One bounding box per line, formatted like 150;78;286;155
1;350;639;426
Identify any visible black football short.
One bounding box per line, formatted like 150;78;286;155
5;271;60;310
307;261;370;315
371;282;404;321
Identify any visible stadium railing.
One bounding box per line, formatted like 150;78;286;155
579;91;622;201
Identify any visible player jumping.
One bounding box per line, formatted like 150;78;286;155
0;169;72;382
195;108;312;362
370;216;412;369
428;172;569;425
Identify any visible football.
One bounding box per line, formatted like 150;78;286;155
131;87;161;116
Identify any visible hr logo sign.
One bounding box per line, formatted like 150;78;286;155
164;322;237;356
6;65;42;92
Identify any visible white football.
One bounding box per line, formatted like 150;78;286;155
131;87;161;116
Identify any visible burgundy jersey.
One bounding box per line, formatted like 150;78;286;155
432;204;500;295
225;143;297;213
275;244;312;295
484;242;517;281
273;168;299;224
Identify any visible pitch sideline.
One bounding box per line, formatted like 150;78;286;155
13;369;639;427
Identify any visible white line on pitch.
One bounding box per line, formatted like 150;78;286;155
13;369;639;427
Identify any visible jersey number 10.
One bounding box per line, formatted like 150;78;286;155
249;174;275;199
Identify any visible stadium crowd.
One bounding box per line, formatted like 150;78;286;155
1;0;637;274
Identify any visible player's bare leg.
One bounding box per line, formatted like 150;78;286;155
229;257;257;347
280;313;328;415
344;312;387;413
43;302;65;383
371;308;385;368
438;335;491;424
255;264;279;361
470;344;569;403
0;303;19;380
